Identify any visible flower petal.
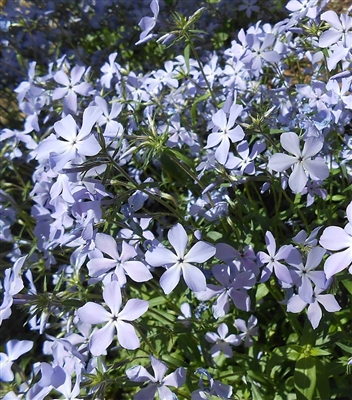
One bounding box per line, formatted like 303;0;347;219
7;340;33;361
116;320;140;350
54;70;70;86
303;159;329;181
273;261;292;283
205;132;222;148
77;302;111;324
182;263;206;292
264;231;276;256
287;294;306;313
145;247;178;267
118;299;148;321
280;132;301;156
212;109;226;129
320;226;352;251
126;365;154;382
302;137;323;158
316;294;341;312
157;385;175;400
134;385;158;400
54;115;77;141
298;275;313;304
306;247;326;270
123;261;153;282
87;257;117;277
95;233;120;260
324;248;352;279
168;223;188;259
103;280;122;316
89;323;115;356
185;241;215;263
150;356;167;382
268;153;296;172
215;136;230;165
162;367;186;388
289;162;307;193
159;264;182;294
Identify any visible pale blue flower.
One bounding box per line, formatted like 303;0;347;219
126;355;186;400
0;340;33;381
320;201;352;278
145;223;215;294
77;281;148;355
268;132;329;193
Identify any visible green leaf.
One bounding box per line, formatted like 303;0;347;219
294;356;316;400
205;231;223;242
336;342;352;355
149;308;176;324
62;299;84;308
315;358;330;399
342;280;352;295
162;354;185;368
331;195;345;201
184;43;190;73
289;345;304;353
247;375;265;400
166;148;193;168
310;347;330;357
191;93;211;125
148;296;167;307
255;283;269;302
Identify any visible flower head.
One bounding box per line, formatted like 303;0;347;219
126;355;186;400
77;281;148;355
145;223;215;294
268;132;329;193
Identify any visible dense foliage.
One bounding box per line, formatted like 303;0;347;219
1;0;352;399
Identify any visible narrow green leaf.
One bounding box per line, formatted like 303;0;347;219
162;354;185;368
205;231;223;242
255;283;269;302
342;280;352;295
184;43;190;73
148;296;167;307
166;148;193;168
53;271;65;294
62;299;84;308
191;93;211;125
310;347;330;357
294;356;316;400
149;308;176;324
336;342;352;355
315;358;330;399
247;375;265;400
331;195;345;201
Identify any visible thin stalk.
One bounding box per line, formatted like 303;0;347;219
282;188;309;231
186;36;218;107
167;152;215;208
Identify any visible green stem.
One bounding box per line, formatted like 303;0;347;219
281;188;309;231
108;154;182;219
267;282;302;336
186;36;218;107
167;152;215;208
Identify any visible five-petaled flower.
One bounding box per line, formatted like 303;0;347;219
126;355;186;400
77;280;148;355
145;223;215;294
319;201;352;279
205;103;245;165
205;322;241;358
268;131;329;193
